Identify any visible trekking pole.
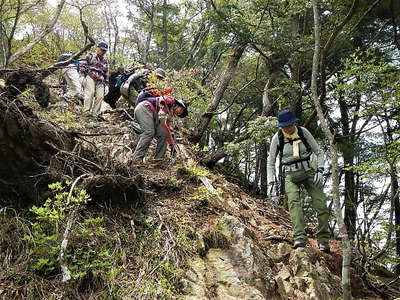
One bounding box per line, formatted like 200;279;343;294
123;109;135;121
172;133;180;157
169;123;181;161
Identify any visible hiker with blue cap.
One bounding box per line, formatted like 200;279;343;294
79;41;109;114
267;109;331;253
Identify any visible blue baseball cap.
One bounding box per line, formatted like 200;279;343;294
277;109;299;127
97;41;108;51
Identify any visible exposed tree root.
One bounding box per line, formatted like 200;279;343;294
0;90;143;207
4;69;50;107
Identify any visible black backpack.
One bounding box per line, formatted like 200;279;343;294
275;126;312;198
276;126;311;156
131;70;151;92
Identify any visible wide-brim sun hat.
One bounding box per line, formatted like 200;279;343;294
277;109;299;127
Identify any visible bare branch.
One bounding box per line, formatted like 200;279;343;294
6;0;67;66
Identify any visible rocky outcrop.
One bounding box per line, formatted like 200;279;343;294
273;246;341;299
182;214;341;300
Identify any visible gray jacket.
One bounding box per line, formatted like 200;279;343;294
267;126;324;183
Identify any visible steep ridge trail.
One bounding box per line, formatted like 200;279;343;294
0;76;397;299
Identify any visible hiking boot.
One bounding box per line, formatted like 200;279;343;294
293;240;306;249
319;243;331;253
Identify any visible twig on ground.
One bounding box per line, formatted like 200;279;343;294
59;173;90;282
46;141;104;172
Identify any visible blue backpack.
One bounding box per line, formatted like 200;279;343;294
56;53;88;71
57;53;73;63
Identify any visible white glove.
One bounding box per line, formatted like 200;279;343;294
104;85;109;96
314;168;324;186
268;182;278;197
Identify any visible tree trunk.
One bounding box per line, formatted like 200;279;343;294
391;166;400;276
182;22;210;69
318;0;359;103
162;0;168;58
0;44;6;68
259;141;269;196
190;43;247;144
5;0;22;65
260;69;277;195
143;17;154;64
289;12;306;117
6;0;66;66
262;68;277;115
253;143;261;193
311;1;352;299
385;117;400;275
338;96;357;239
112;15;119;65
390;0;400;51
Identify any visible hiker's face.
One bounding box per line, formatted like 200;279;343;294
282;125;295;135
97;47;106;56
174;106;184;116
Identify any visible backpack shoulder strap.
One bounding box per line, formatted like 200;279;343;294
87;52;96;64
277;129;284;155
297;126;311;153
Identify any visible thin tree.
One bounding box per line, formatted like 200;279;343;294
190;41;247;144
311;1;352;299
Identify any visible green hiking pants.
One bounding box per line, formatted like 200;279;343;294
285;169;330;244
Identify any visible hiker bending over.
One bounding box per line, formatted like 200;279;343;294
129;67;166;93
79;41;109;114
132;93;188;163
57;53;83;101
267;109;331;253
118;67;167;106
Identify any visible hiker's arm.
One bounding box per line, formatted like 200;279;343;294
130;70;147;81
302;128;324;169
267;132;279;184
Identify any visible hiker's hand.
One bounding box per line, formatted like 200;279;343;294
268;182;277;197
314;168;324;186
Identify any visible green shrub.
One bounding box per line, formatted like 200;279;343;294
23;181;114;281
